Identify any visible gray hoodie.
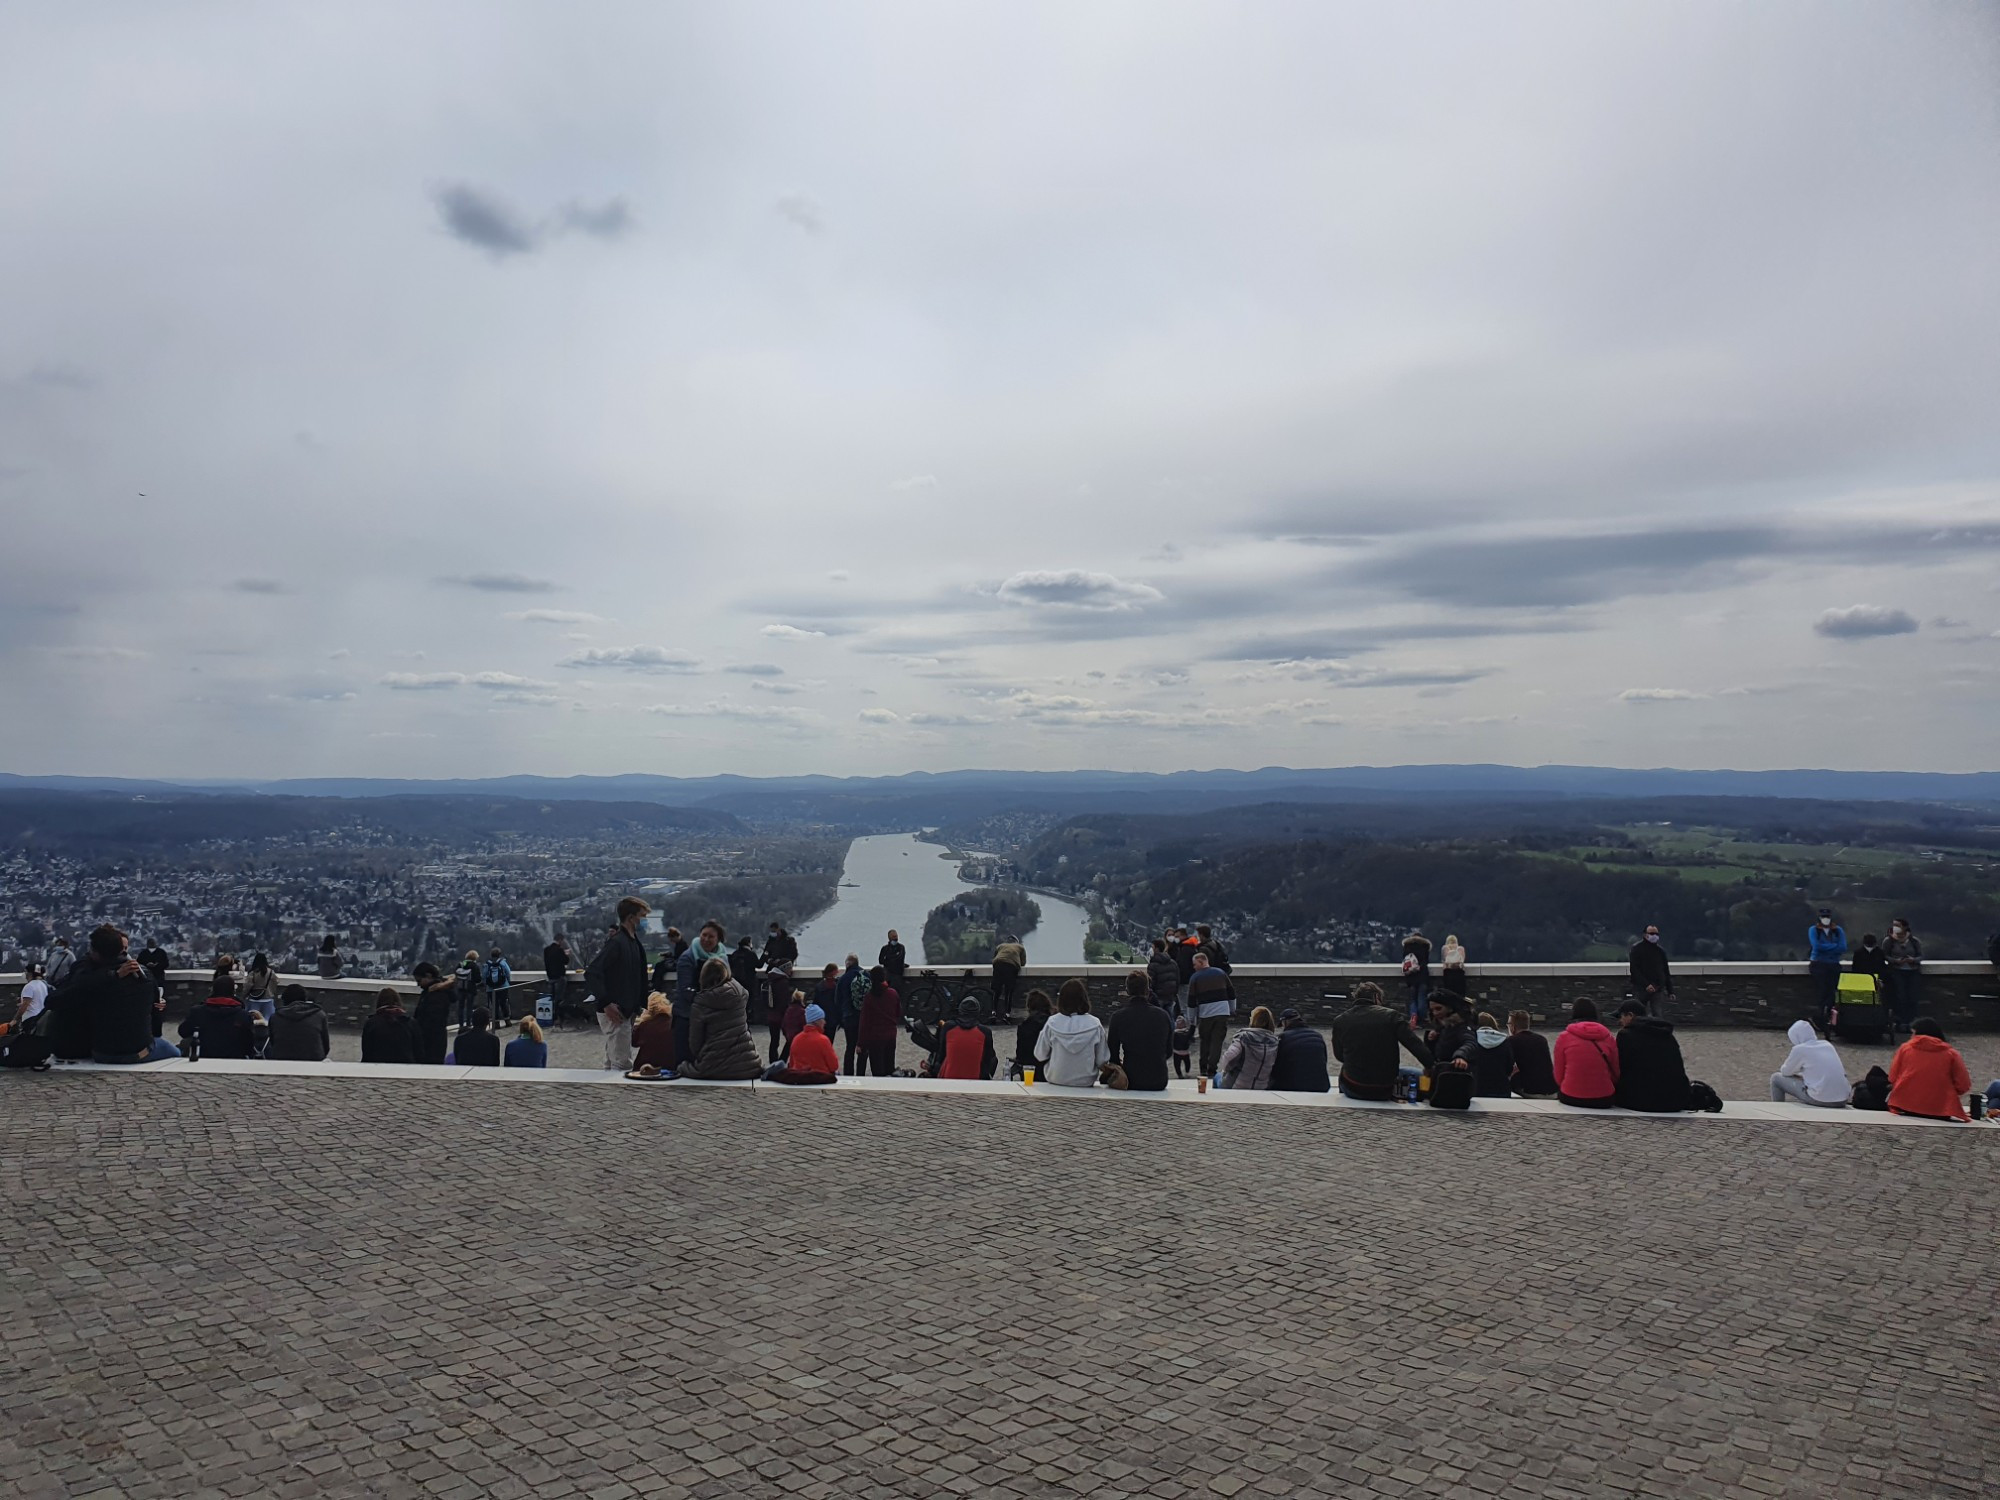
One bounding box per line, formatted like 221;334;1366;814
1217;1027;1279;1089
1034;1011;1108;1087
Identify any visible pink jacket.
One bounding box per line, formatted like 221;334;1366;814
1553;1020;1620;1101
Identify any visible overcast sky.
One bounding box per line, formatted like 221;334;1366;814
4;2;1997;779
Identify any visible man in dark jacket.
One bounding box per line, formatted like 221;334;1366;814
410;963;457;1065
584;898;651;1071
1329;981;1431;1100
1614;999;1693;1111
1268;1009;1330;1092
178;990;260;1060
361;989;420;1064
454;1008;501;1067
1105;976;1172;1092
1505;1010;1558;1097
1628;925;1674;1016
267;984;331;1061
50;926;181;1064
878;930;907;991
1194;924;1230;973
543;933;572;1017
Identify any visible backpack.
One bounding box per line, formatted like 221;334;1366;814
1428;1068;1474;1110
849;969;872;1003
1852;1066;1891;1111
1;1019;53;1071
484;959;509;991
1687;1080;1723;1113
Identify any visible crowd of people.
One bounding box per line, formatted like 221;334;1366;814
5;909;1996;1124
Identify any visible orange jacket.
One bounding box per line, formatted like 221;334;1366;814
787;1023;839;1076
1887;1034;1971;1121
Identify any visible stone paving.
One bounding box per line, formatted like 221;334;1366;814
3;1071;1997;1500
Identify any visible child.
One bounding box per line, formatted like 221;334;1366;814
777;988;808;1064
1171;1012;1194;1079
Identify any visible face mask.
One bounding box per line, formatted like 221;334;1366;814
1645;933;1659;944
1820;919;1831;927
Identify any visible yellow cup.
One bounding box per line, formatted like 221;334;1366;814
1023;1067;1035;1085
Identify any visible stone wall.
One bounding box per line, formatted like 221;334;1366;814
6;961;1997;1032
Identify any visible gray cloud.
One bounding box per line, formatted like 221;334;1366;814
997;569;1163;612
560;198;634;239
724;662;785;676
1813;604;1919;639
380;671;465;690
508;608;602;624
563;645;700;672
775;195;824;235
433;183;538;256
232;578;288;595
444;573;559;594
25;361;95;391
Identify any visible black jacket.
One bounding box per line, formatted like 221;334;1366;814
1616;1017;1692;1112
1269;1023;1331;1093
136;945;171;986
1105;1001;1173;1092
762;931;799;968
1506;1030;1557;1095
878;941;907;983
412;985;453;1064
49;958;157;1062
1172;941;1197;985
1850;943;1887;978
587;926;649;1016
1329;1002;1432;1098
267;998;330;1061
362;1007;419;1064
1011;1014;1047;1075
728;945;759;989
1426;1019;1471;1077
543;941;570;980
1197;940;1230;974
1459;1033;1514;1098
1628;940;1674;994
454;1028;501;1067
179;998;259;1060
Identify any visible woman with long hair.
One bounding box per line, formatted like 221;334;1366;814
505;1016;548;1068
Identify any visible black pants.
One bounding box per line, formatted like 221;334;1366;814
865;1039;896;1076
992;964;1020;1017
843;1025;862;1076
1173;1052;1191;1078
768;1023;785;1062
673;1010;693;1069
1197;1016;1228;1077
1809;962;1841;1026
490;989;509;1024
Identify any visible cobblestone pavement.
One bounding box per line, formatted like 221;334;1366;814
326;1022;2000;1102
6;1073;1994;1500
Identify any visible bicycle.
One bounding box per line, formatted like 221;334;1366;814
904;969;994;1027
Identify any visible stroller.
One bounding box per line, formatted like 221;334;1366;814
1831;972;1889;1044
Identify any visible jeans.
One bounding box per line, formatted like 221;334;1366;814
1770;1072;1846;1107
457;989;478;1029
94;1038;182;1064
544;975;566;1020
1809;962;1841;1025
1883;969;1920;1029
1404;976;1430;1025
598;1012;633;1071
1197;1015;1229;1076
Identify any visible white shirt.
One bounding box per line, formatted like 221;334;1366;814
18;978;49;1021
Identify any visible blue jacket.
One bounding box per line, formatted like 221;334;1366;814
1268;1023;1330;1093
1807;924;1848;964
833;963;862;1027
504;1036;548;1068
676;944;727;1011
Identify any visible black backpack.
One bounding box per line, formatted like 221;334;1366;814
1687;1080;1723;1113
1851;1066;1891;1111
1428;1068;1474;1110
1;1022;53;1071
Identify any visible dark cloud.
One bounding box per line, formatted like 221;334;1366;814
443;573;558;594
1813;604;1919;639
724;662;785;676
1213;617;1581;662
433;183;538;256
232;578;288;595
560;198;634;239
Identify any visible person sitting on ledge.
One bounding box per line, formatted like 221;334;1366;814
1106;971;1172;1092
505;1017;548;1068
267;983;330;1062
673;958;763;1081
1613;998;1692;1112
1216;1005;1280;1089
934;996;999;1080
1329;981;1432;1100
765;1002;840;1082
1009;989;1052;1079
1505;1011;1557;1098
1268;1008;1330;1093
1887;1017;1971;1122
1034;980;1106;1088
178;971;260;1061
49;925;182;1065
1552;998;1619;1109
1424;996;1473;1084
361;988;419;1065
631;992;678;1074
1461;1012;1514;1098
453;1007;501;1067
1770;1019;1849;1108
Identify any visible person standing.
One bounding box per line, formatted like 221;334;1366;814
136;937;172;1037
243;953;277;1022
1105;971;1172;1092
1435;934;1468;1000
675;920;729;1070
1184;952;1235;1078
43;935;76;989
316;934;343;981
583;898;650;1071
453;948;484;1031
482;948;512;1026
832;954;870;1074
1627;924;1673;1017
858;966;903;1076
542;932;573;1019
878;930;908;992
1880;918;1923;1040
990;934;1026;1020
1171;927;1198;1014
761;921;798;1051
1400;931;1432;1025
1145;939;1179;1008
1807;909;1848;1029
410;963;456;1065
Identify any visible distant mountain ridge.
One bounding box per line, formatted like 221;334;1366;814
3;764;1998;808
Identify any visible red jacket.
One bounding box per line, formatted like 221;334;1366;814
939;1022;993;1080
858;987;903;1045
787;1023;839;1076
1552;1021;1619;1101
1888;1034;1971;1121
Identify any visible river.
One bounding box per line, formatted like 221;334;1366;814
793;832;1091;967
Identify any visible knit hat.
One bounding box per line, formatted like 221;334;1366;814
804;1003;826;1025
958;997;980;1020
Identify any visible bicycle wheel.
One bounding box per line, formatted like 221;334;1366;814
906;981;945;1028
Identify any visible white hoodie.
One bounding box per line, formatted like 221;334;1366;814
1777;1019;1849;1105
1034;1011;1108;1088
